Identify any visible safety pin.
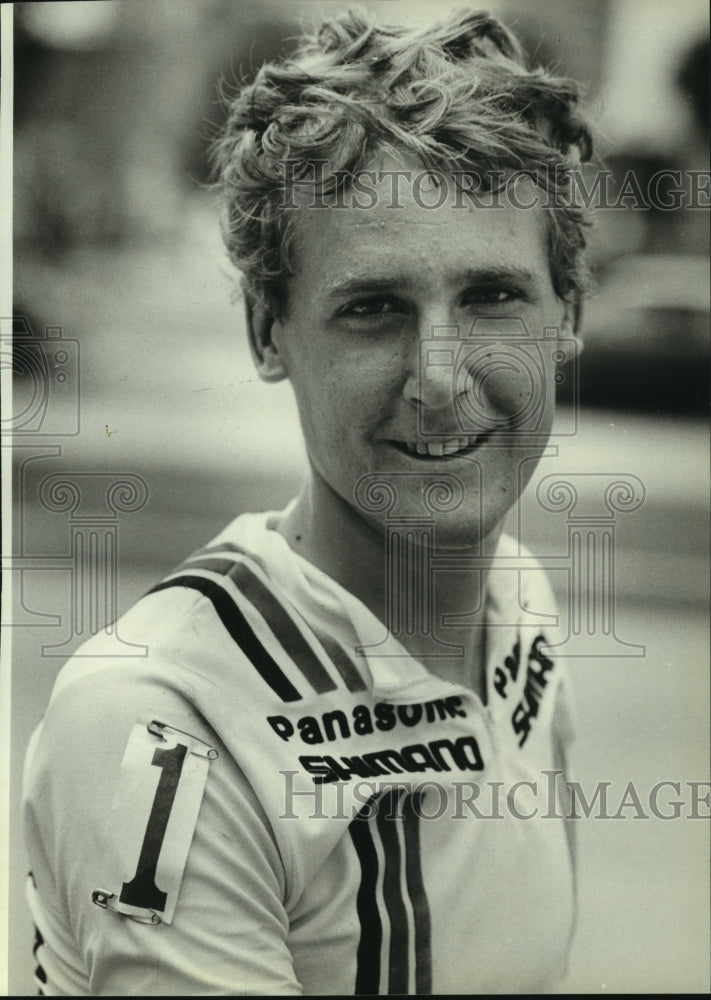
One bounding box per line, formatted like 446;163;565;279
146;719;219;760
91;889;161;925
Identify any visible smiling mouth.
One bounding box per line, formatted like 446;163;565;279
390;433;492;459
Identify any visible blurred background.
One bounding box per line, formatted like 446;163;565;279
9;0;710;993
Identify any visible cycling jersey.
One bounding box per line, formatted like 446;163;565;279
23;510;576;995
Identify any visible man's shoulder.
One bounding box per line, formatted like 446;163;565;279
20;511;288;847
21;508;294;786
33;504;357;751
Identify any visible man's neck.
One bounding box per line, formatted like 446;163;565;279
274;471;503;698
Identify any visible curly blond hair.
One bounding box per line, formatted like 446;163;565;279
213;7;594;316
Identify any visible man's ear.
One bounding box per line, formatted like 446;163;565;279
242;282;288;383
562;296;583;356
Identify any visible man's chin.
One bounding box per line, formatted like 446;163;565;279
427;516;504;554
359;506;504;555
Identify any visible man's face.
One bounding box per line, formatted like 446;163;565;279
266;166;574;547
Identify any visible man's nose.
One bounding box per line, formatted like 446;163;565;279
402;322;463;414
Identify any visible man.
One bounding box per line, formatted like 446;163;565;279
23;7;592;995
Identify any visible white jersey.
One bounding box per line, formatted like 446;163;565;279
22;511;576;995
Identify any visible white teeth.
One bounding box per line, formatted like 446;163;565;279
402;436;481;457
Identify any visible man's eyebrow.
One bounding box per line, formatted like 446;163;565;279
326;266;542;298
326;277;409;299
451;266;542;287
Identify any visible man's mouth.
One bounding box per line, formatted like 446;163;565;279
390;433;492;459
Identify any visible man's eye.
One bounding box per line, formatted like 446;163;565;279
464;287;521;306
341;298;403;318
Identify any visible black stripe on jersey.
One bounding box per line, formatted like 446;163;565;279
32;922;48;990
226;562;338;695
180;556;237;576
32;924;44;957
403;791;432;994
184;548;367;694
349;797;383;995
377;789;409;994
148;576;301;702
350;791;433;995
316;630;367;693
177;556;338;695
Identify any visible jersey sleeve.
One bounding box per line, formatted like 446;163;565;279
22;667;302;996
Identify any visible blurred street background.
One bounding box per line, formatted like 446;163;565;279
8;0;710;993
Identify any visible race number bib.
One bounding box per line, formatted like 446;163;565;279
92;720;218;925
